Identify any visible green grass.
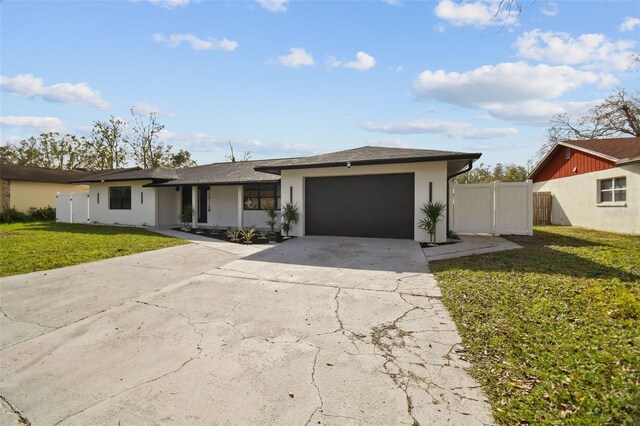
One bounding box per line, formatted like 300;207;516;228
430;226;640;425
0;221;187;277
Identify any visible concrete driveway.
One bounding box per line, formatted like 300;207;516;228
0;236;493;425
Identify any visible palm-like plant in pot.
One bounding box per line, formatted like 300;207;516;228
180;204;193;231
280;202;300;238
417;201;446;245
266;204;278;233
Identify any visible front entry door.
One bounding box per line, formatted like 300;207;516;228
198;186;208;223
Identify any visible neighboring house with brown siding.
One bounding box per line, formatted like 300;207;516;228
0;164;90;213
529;137;640;235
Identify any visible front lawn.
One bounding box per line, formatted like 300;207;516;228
0;221;187;277
430;226;639;425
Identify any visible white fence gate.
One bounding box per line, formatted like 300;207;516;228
56;192;90;224
450;181;533;236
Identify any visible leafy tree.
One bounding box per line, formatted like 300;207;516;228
455;162;528;183
3;133;92;170
167;149;197;168
0;144;18;164
538;88;640;160
88;116;129;169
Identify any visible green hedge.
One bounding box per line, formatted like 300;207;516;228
0;206;56;223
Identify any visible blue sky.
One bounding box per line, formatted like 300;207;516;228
1;0;639;167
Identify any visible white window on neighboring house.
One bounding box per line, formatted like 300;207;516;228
598;177;626;203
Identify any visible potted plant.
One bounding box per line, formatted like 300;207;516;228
280;202;300;239
180;204;193;231
226;227;241;242
266;204;278;233
239;227;256;244
417;201;446;246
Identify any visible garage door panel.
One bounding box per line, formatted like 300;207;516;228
305;173;414;239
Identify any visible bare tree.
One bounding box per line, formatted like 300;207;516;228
226;141;251;162
537;88;640;159
129;109;171;169
88;116;129;169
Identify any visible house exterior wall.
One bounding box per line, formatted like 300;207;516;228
7;180;89;212
532;164;640;235
157;186;180;226
533;147;615;183
209;185;240;228
280;161;448;242
89;180;157;226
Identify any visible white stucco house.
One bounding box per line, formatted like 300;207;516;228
70;146;482;242
529;137;640;235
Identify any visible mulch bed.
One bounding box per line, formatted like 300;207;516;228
172;228;291;244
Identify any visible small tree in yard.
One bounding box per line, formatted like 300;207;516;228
280;202;300;238
418;201;446;245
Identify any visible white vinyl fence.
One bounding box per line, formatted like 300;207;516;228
56;192;90;224
450;181;533;236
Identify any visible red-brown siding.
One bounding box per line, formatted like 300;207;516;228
533;147;615;183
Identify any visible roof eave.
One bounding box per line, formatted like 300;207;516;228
72;177;166;184
254;153;482;174
145;179;281;187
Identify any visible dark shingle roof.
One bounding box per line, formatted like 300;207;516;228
0;163;91;184
148;160;281;186
72;167;177;183
253;146;482;174
562;137;640;161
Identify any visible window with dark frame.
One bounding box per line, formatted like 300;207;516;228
598;177;626;203
109;186;132;210
243;183;280;210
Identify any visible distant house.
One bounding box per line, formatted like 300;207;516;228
0;164;90;213
529;137;640;235
69;146;482;242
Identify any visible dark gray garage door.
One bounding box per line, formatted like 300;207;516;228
305;173;414;239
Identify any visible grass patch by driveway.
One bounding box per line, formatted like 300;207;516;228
430;226;639;425
0;221;186;277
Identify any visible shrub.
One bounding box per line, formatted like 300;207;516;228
29;206;56;221
0;208;28;223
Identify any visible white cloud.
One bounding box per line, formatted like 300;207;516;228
516;29;636;71
413;62;611;108
483;100;599;125
277;48;315;68
360;118;462;134
328;51;376;71
0;74;110;109
131;102;175;117
145;0;193;8
359;118;518;140
0;116;65;133
388;65;404;74
384;0;402;6
152;33;238;51
620;16;640;32
434;0;518;28
162;131;322;157
257;0;288;13
541;1;558;17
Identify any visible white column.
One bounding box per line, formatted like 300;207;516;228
192;186;198;228
237;185;243;229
